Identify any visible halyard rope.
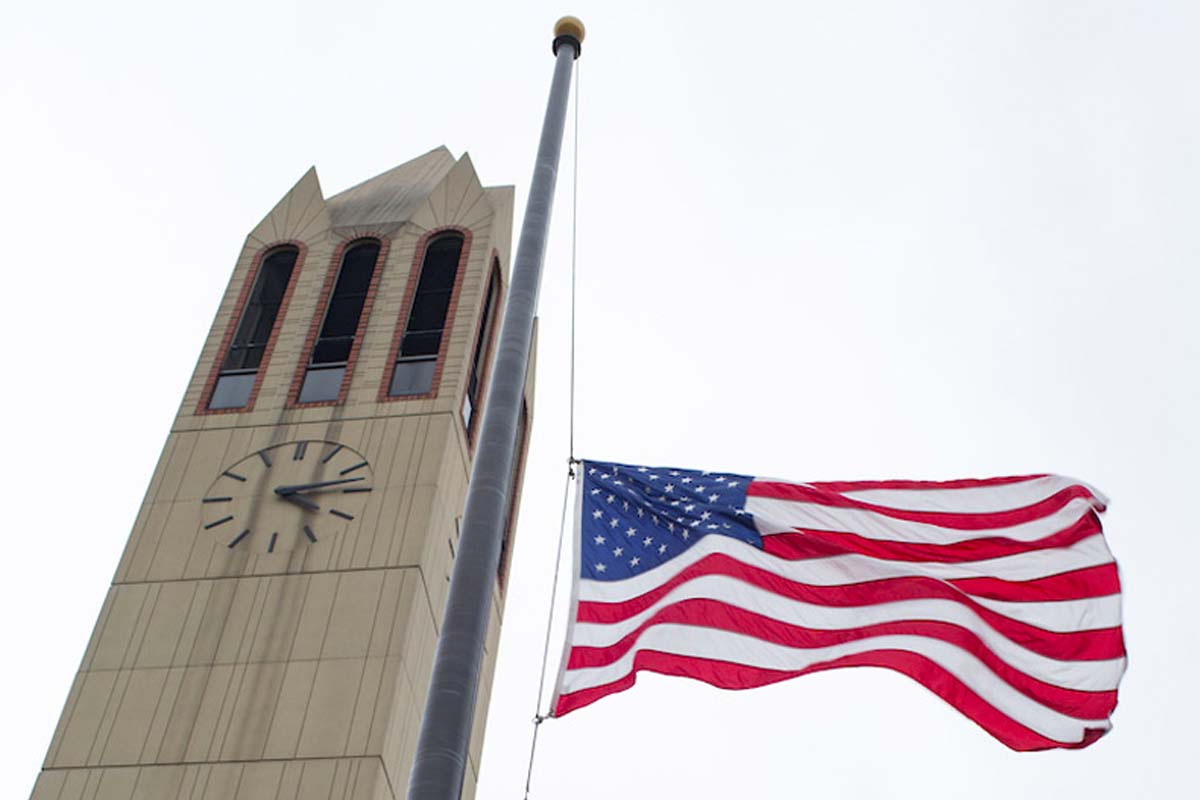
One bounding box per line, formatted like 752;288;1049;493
523;465;576;799
523;60;581;800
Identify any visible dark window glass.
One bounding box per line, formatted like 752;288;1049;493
298;241;380;403
310;242;380;365
414;237;461;290
390;233;464;396
399;332;441;357
210;372;256;410
298;365;347;404
223;248;297;371
463;264;502;438
312;338;352;364
405;291;454;334
334;247;377;293
210;246;298;409
389;359;436;396
498;402;529;589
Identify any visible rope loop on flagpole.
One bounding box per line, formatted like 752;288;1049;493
523;463;577;799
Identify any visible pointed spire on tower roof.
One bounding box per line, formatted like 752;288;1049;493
327;146;458;228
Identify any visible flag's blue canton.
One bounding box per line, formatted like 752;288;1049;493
579;460;760;581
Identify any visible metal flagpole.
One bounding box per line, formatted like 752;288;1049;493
405;17;584;800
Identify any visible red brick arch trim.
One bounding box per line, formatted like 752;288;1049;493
195;240;308;415
378;226;474;403
286;235;392;408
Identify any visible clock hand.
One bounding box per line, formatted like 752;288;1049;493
278;492;320;511
274;476;365;495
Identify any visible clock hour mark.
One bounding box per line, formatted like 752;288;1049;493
205;515;234;530
304;525;318;543
321;444;344;464
330;508;354;520
227;529;250;548
202;496;233;503
223;470;246;482
268;532;278;553
342;487;372;494
293;441;308;461
339;460;368;476
258;450;273;468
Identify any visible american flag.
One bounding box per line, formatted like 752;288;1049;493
551;460;1125;750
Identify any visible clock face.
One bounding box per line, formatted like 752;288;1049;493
200;440;373;554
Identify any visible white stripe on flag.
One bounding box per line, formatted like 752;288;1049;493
971;594;1122;632
837;475;1108;513
746;495;1101;544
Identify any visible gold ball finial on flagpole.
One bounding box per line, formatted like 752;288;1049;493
554;16;585;42
553;16;585;57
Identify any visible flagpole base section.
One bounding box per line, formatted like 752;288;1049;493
553;15;585;57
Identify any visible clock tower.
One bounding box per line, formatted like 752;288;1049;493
31;147;531;800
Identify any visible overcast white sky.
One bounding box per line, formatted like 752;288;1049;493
2;1;1198;798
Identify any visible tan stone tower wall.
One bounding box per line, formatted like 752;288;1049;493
31;148;530;800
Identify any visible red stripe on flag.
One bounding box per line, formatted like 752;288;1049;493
759;511;1103;563
802;475;1049;493
948;564;1122;602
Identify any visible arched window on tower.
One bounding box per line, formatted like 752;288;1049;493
388;232;464;396
298;239;381;403
463;259;502;439
209;245;299;410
